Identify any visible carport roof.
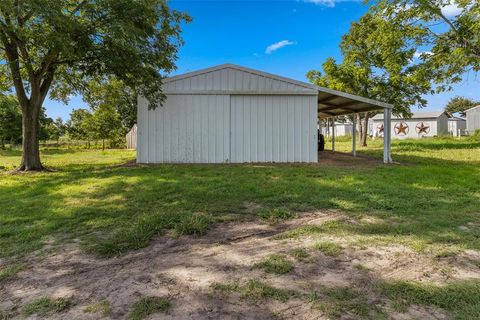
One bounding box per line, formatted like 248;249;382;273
316;86;392;119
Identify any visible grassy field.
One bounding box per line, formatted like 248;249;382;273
1;137;480;319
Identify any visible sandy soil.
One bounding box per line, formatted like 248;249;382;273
1;211;479;319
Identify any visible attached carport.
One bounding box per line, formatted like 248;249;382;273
316;86;393;164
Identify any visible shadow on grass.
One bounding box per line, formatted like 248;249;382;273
1;145;479;259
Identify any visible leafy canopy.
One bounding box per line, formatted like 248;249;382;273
444;96;479;117
376;0;480;91
0;0;191;107
307;10;433;117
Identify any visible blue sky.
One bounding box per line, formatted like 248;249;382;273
44;0;480;120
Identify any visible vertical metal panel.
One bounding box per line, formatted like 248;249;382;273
230;95;317;163
467;107;480;132
137;94;230;163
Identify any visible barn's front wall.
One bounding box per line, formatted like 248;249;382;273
137;65;318;163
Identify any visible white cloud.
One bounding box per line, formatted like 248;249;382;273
265;40;296;54
441;2;463;17
303;0;360;8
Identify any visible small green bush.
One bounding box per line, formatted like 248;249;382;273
258;207;296;222
313;241;343;257
174;213;212;236
253;254;294;274
23;297;73;316
129;296;170;320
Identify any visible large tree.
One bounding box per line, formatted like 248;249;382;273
0;0;190;171
377;0;479;90
444;96;479;116
308;10;433;146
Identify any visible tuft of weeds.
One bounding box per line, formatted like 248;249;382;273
242;279;295;303
174;213;212;236
253;254;294;274
258;207;296;223
0;263;23;284
90;212;212;257
378;280;480;319
313;241;343;257
212;279;296;303
128;296;170;320
211;282;240;293
83;298;111;316
308;287;382;319
289;248;311;261
273;225;323;240
22;297;74;317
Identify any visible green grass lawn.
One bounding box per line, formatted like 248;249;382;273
0;137;479;260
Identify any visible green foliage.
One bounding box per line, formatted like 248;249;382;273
83;299;111;316
0;0;190;169
377;0;480;90
289;248;311;261
445;96;479;117
83;78;137;131
66;109;91;141
253;254;294;274
0;95;22;146
212;279;295;302
174;213;212;236
378;280;480;319
258;207;296;223
313;241;343;257
128;296;170;320
0;263;23;284
22;297;73;317
90;105;123;150
307;10;432;118
308;287;381;319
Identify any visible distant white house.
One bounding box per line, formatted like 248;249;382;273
466;105;480;134
320;122;353;137
371;111;450;139
448;116;467;137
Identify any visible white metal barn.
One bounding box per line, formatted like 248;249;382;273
371;111;449;139
137;64;393;164
466;105;480;133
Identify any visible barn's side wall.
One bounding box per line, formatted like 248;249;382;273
467;107;480;133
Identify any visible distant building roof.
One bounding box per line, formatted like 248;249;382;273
465;105;480;112
372;111;446;120
448;116;466;121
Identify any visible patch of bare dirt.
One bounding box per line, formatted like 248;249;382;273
1;211;476;319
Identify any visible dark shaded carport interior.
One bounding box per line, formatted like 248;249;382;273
315;86;393;163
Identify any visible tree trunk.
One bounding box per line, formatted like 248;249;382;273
18;103;43;171
356;114;363;143
361;113;369;147
102;138;105;151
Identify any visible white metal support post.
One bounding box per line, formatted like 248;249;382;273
383;107;392;163
352;113;356;158
331;117;335;152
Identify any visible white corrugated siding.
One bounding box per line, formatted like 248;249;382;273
137;95;230;163
137;65;319;164
230;95;317;163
